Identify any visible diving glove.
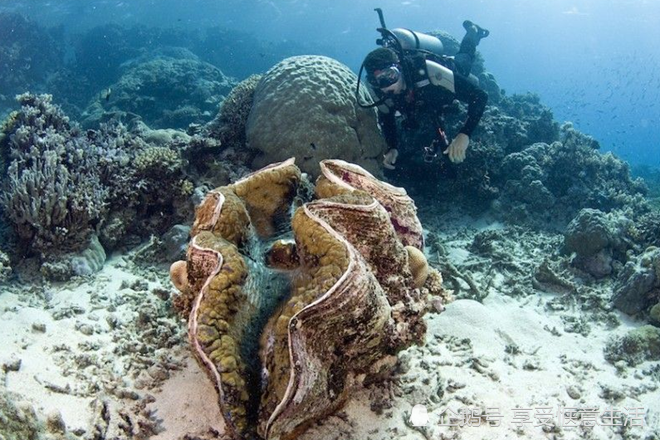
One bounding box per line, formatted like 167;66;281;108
443;133;469;163
383;148;399;170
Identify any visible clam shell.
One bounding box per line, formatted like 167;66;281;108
316;159;424;250
172;159;431;440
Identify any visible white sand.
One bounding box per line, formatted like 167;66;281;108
1;230;659;439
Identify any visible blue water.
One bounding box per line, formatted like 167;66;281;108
2;0;659;167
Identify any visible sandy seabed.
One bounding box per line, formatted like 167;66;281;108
1;215;658;440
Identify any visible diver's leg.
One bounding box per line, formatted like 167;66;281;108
455;20;489;77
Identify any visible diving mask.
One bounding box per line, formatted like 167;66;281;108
370;64;402;89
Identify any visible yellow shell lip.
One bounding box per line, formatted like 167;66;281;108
234;157;297;186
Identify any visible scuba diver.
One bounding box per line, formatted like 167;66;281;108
359;15;490;171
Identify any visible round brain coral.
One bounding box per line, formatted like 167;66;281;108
245;56;387;178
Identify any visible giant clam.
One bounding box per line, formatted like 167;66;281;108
170;158;444;439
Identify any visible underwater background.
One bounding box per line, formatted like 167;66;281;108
2;0;659;167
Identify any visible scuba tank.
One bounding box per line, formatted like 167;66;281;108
381;28;444;58
356;8;445;108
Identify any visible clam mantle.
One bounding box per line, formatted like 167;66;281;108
170;158;445;439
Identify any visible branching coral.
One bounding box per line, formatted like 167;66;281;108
0;94;107;253
0;94;194;265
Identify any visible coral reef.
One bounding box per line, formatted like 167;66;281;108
383;93;561;210
612;247;660;316
0;249;12;283
74;24;197;92
633;164;660;210
205;74;262;152
171;159;443;439
0;13;64;99
0;93;107;254
563;208;632;278
564;209;616;257
488;93;560;150
384;86;648;229
629;210;660;249
494;130;648;226
0;94;194;279
81;54;236;129
245;56;387;178
604;325;660;367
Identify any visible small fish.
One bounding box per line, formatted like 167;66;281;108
104;88;112;102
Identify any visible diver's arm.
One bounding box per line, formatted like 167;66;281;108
426;59;487;136
379;110;399;169
453;73;488;136
379;110;398;150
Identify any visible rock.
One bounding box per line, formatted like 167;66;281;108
650;303;660;326
612;248;660;315
31;322;46;333
40;235;106;281
2;357;21;373
564;208;613;257
604;325;660;366
566;385;581;400
45;410;66;434
0;250;11;282
575;248;613;279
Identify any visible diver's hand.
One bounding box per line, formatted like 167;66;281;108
383;148;399;170
443;133;469;163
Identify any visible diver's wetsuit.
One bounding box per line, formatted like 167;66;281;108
375;35;488;164
377;60;487;150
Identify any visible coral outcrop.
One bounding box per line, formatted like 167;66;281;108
0;93;107;254
170;158;442;439
605;325;660;367
205;74;262;152
0;390;77;440
82;54;236;129
0;94;194;278
563;208;630;278
245;56;387;178
612;247;660;316
494;133;648;225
